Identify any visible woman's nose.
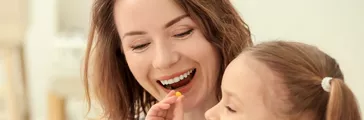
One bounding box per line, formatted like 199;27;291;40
152;42;179;70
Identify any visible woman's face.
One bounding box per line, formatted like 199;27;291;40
205;54;282;120
114;0;220;111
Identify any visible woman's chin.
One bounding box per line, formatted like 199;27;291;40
181;90;216;113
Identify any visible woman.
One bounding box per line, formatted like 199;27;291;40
83;0;252;119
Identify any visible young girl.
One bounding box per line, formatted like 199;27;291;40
146;41;362;120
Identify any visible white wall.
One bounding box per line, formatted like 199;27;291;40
25;0;91;119
24;0;57;119
233;0;364;115
58;0;91;33
0;48;28;120
0;0;27;45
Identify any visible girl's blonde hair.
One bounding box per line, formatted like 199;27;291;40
245;41;361;120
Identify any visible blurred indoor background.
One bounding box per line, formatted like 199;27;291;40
0;0;363;120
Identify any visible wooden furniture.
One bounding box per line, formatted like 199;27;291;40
0;0;27;46
0;46;29;120
47;91;65;120
0;0;29;118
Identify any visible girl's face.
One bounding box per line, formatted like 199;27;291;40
205;54;283;120
114;0;220;111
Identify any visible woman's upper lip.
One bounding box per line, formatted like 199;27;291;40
157;68;194;80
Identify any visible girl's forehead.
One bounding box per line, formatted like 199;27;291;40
222;54;285;102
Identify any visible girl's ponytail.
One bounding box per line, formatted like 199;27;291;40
326;78;361;120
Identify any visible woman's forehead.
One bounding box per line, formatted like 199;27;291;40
113;0;186;32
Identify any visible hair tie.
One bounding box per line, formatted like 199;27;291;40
321;77;333;92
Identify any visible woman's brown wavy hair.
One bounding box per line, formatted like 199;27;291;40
83;0;252;119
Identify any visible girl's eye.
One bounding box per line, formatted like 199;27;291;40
131;43;150;51
173;29;194;39
225;106;237;113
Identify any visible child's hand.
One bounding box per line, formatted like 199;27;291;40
145;90;184;120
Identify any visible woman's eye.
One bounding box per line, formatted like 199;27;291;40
131;43;150;51
173;29;194;38
225;106;237;113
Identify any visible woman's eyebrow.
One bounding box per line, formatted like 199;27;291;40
164;14;189;29
121;14;189;40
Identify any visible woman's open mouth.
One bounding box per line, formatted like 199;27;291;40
157;68;196;90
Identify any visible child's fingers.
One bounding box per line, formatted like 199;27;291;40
147;103;171;116
159;90;177;105
147;91;182;120
165;90;176;98
147;95;177;117
176;95;184;102
145;116;164;120
164;95;184;120
160;96;178;104
150;103;172;111
173;95;184;120
157;103;171;110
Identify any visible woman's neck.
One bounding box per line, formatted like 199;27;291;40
183;95;218;120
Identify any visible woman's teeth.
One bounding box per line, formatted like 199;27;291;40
160;69;193;86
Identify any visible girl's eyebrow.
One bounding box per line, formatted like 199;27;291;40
223;88;245;107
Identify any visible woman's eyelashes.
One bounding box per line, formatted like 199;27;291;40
173;28;194;39
131;42;150;51
130;29;194;52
